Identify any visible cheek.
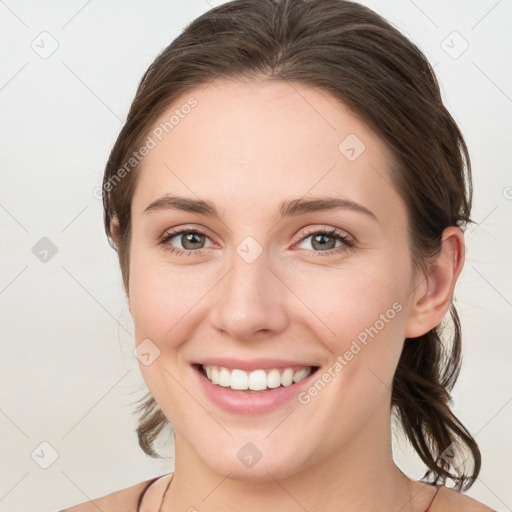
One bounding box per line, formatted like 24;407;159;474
290;262;407;345
130;278;203;349
128;244;210;342
289;266;409;434
127;254;204;414
290;261;410;405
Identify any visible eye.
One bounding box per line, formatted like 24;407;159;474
159;228;214;256
295;227;354;256
159;226;355;258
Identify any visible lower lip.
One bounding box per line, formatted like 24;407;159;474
193;365;318;415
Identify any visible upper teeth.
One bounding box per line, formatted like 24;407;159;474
203;365;312;391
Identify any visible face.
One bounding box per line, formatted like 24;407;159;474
127;79;419;481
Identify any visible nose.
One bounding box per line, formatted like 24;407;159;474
209;248;289;342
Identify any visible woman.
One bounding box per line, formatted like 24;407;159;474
62;0;496;510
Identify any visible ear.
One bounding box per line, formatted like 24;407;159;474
109;216;130;301
404;226;465;338
110;216;121;248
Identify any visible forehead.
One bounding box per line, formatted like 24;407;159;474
132;79;402;221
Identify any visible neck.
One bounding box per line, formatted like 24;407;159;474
162;404;430;512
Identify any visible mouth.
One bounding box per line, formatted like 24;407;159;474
194;363;320;393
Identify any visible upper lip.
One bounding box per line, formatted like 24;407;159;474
194;357;318;372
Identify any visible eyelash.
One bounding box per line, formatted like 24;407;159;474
159;227;355;258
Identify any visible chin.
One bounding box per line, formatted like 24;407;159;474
194;438;314;483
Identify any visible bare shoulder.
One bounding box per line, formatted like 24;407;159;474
58;476;158;512
434;485;497;512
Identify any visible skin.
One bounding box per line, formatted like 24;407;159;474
111;79;482;511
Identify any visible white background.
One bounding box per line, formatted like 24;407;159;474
0;1;511;511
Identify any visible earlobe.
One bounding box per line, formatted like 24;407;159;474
404;227;465;338
110;216;121;248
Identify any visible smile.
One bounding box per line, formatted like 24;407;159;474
201;364;314;392
192;359;321;414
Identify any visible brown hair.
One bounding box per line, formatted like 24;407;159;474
102;0;479;491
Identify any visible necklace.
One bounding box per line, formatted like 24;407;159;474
158;474;174;512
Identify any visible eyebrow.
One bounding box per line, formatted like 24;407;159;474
143;195;378;222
